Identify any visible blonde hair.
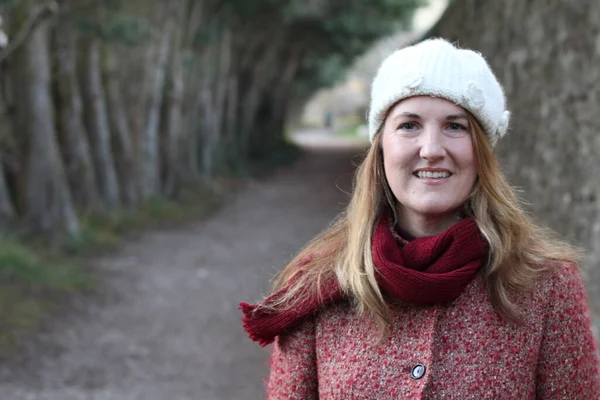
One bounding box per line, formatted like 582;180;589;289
266;115;580;335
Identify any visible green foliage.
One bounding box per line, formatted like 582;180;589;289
233;0;427;100
336;123;361;137
0;286;44;352
102;14;151;45
199;0;425;112
0;0;19;8
0;237;96;354
73;0;151;46
76;14;151;45
298;53;348;91
0;238;94;290
319;1;421;78
192;17;221;47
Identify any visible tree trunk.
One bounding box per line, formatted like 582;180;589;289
53;2;101;213
80;37;121;209
268;49;301;146
139;6;176;200
237;39;283;162
0;158;15;229
175;1;206;185
162;2;187;196
198;45;217;182
104;46;139;206
224;71;238;155
247;62;295;159
238;78;262;161
10;12;79;237
162;53;185;195
213;27;232;150
200;68;215;182
200;29;232;181
182;54;204;183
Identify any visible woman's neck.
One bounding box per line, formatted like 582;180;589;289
395;208;461;238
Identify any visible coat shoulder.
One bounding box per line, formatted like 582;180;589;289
531;261;584;298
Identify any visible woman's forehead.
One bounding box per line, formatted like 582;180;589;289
387;96;466;119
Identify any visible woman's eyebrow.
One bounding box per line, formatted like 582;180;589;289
446;114;469;120
393;112;421;121
391;112;469;122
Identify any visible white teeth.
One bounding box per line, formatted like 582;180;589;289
416;171;451;179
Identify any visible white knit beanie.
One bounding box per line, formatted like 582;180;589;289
368;38;510;146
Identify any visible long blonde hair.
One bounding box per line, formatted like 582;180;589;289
266;115;580;334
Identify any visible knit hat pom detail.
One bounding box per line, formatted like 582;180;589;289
497;110;511;137
463;81;485;110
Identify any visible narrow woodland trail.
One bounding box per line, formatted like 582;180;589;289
0;129;366;400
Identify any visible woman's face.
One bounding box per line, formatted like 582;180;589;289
381;96;477;226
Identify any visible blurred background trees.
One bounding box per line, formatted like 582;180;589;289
0;0;424;242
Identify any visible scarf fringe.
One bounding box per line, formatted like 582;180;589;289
239;302;274;347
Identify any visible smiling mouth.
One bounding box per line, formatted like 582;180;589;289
413;171;452;179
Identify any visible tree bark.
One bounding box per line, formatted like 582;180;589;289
80;37;121;209
10;10;79;237
200;56;216;182
237;37;284;162
0;157;15;229
200;28;232;181
224;71;238;155
53;1;101;212
175;0;206;185
181;54;204;183
104;46;139;206
139;5;176;200
268;48;301;146
162;1;187;196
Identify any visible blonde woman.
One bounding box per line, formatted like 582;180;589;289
240;38;600;399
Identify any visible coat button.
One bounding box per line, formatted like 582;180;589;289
411;364;426;379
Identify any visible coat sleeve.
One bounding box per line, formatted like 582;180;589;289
536;263;600;399
266;316;318;400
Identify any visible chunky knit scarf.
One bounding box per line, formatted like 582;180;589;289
240;215;489;346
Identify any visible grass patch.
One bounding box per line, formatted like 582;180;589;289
0;238;97;354
336;125;360;137
335;123;363;137
0;287;44;353
0;238;95;290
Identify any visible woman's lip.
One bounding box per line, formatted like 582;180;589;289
415;176;450;186
412;172;453;177
413;169;453;174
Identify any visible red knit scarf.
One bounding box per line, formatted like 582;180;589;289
240;215;489;346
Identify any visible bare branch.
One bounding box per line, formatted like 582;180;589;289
0;1;59;63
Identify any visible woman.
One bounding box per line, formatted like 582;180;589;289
240;38;600;399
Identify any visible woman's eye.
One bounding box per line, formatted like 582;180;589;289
447;123;467;131
398;122;418;130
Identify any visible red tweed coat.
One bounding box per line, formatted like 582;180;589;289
266;262;600;399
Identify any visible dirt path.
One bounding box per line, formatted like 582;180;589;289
0;129;366;400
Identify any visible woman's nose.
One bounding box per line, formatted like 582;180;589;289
419;129;446;161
